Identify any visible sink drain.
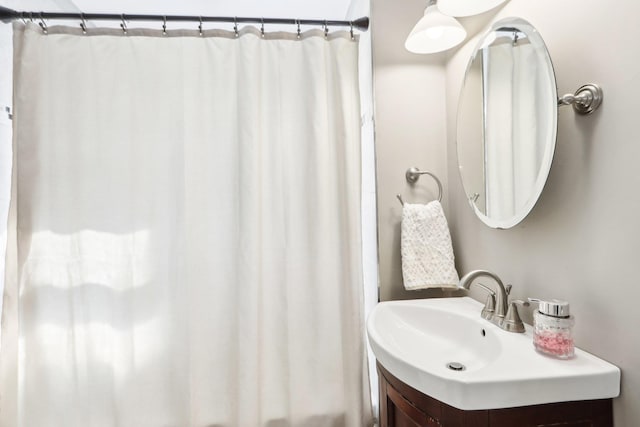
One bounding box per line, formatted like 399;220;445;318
446;362;466;371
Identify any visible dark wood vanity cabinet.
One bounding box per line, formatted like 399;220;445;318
377;363;614;427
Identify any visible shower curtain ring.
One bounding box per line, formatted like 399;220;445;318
350;22;354;40
296;20;301;39
324;20;329;38
260;18;265;38
38;12;47;34
198;16;203;36
120;14;127;34
162;16;167;35
80;13;87;34
233;17;239;37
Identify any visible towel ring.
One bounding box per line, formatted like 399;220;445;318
396;167;443;206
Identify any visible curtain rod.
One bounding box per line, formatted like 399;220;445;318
0;6;369;32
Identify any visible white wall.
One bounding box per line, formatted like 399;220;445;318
445;1;640;425
372;0;462;302
71;0;349;19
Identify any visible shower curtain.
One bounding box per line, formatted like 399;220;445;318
0;22;373;427
483;40;541;220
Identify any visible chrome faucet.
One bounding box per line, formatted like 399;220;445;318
459;270;513;329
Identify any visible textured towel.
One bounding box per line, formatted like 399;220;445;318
401;201;459;290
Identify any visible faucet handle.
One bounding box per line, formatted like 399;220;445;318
470;282;496;320
501;300;529;333
481;294;496;321
472;282;495;296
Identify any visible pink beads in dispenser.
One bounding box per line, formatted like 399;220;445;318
529;298;575;359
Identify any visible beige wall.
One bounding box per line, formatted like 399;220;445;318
374;0;640;424
373;0;464;301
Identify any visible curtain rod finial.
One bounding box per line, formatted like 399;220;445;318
0;6;18;23
352;16;369;31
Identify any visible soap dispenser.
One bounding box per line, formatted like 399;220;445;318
528;298;575;359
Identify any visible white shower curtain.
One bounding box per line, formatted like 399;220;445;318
0;22;373;427
483;39;540;221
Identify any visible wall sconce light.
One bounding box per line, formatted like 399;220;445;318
438;0;509;17
405;0;467;54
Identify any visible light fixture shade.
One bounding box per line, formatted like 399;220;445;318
438;0;509;17
405;3;467;54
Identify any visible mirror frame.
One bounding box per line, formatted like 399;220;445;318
456;17;558;229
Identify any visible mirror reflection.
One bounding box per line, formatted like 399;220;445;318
457;18;557;229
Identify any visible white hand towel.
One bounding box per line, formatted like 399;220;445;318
401;201;459;290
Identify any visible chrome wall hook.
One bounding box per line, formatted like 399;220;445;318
558;83;603;115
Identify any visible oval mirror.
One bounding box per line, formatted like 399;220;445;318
456;18;557;229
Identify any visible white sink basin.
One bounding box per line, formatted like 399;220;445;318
367;297;620;410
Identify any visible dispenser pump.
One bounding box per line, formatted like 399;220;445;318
529;298;570;318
